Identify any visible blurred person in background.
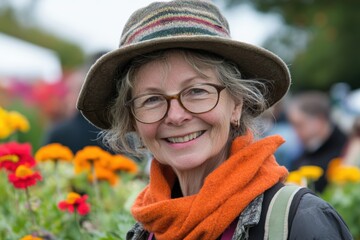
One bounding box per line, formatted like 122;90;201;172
342;116;360;167
287;90;348;192
42;51;110;153
261;97;303;170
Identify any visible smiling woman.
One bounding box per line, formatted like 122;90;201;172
127;51;243;188
76;0;352;239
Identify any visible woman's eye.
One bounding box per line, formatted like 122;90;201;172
142;95;163;106
186;87;208;96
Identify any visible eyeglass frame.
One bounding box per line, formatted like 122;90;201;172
125;83;226;124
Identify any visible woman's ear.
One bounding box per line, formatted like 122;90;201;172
231;99;243;124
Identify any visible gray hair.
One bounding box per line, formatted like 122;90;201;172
100;49;269;156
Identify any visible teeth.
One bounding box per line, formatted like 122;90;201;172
167;131;203;143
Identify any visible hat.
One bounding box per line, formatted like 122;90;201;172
77;0;291;129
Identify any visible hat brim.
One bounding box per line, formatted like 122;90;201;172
77;35;291;129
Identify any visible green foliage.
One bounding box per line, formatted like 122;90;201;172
291;4;360;91
322;182;360;240
0;162;146;239
0;7;85;70
221;0;360;91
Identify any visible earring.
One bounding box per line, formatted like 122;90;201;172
233;119;240;128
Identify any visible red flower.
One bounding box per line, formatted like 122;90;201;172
58;192;90;215
0;142;36;172
8;165;42;189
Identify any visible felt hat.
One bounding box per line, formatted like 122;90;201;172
77;0;291;129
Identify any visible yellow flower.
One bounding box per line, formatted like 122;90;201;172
286;170;303;185
0;107;12;139
35;143;73;162
7;111;30;133
111;154;138;174
0;123;12;139
298;165;324;181
73;146;112;173
0;107;30;138
329;165;360;184
20;235;43;240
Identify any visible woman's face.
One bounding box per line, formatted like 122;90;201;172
132;51;242;171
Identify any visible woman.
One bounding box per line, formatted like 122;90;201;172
77;0;352;239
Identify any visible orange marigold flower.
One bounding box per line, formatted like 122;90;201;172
327;158;342;181
73;146;112;173
111;154;138;174
58;192;90;215
0;142;36;172
35;143;73;162
20;235;43;240
8;165;42;189
298;165;324;181
88;167;118;186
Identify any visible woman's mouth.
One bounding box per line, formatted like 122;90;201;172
166;131;205;143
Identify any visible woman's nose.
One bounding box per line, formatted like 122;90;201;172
164;99;192;125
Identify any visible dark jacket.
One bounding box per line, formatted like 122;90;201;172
290;125;348;192
126;193;352;240
43;112;108;153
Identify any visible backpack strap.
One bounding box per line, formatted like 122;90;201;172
287;187;313;231
248;182;284;240
264;185;302;240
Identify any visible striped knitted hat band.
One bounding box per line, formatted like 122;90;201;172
120;2;231;46
77;0;291;129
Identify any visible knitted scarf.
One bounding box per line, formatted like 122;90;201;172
131;133;288;240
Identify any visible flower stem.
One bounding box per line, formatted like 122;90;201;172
91;163;101;206
54;160;61;199
25;187;37;229
74;211;82;234
8;130;19;142
74;212;91;240
91;163;103;229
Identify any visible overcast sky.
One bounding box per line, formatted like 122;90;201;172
10;0;282;53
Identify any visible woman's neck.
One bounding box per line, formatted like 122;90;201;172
173;145;229;196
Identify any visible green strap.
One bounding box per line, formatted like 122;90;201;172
264;185;302;240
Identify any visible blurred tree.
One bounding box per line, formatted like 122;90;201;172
220;0;360;91
0;6;85;70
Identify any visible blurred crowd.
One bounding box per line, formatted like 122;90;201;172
261;83;360;192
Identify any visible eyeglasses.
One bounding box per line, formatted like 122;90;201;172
126;83;226;124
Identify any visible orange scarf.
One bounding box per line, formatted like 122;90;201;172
131;133;288;240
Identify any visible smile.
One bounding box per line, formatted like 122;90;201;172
166;131;205;143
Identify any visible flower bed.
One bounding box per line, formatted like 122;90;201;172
0;107;147;239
